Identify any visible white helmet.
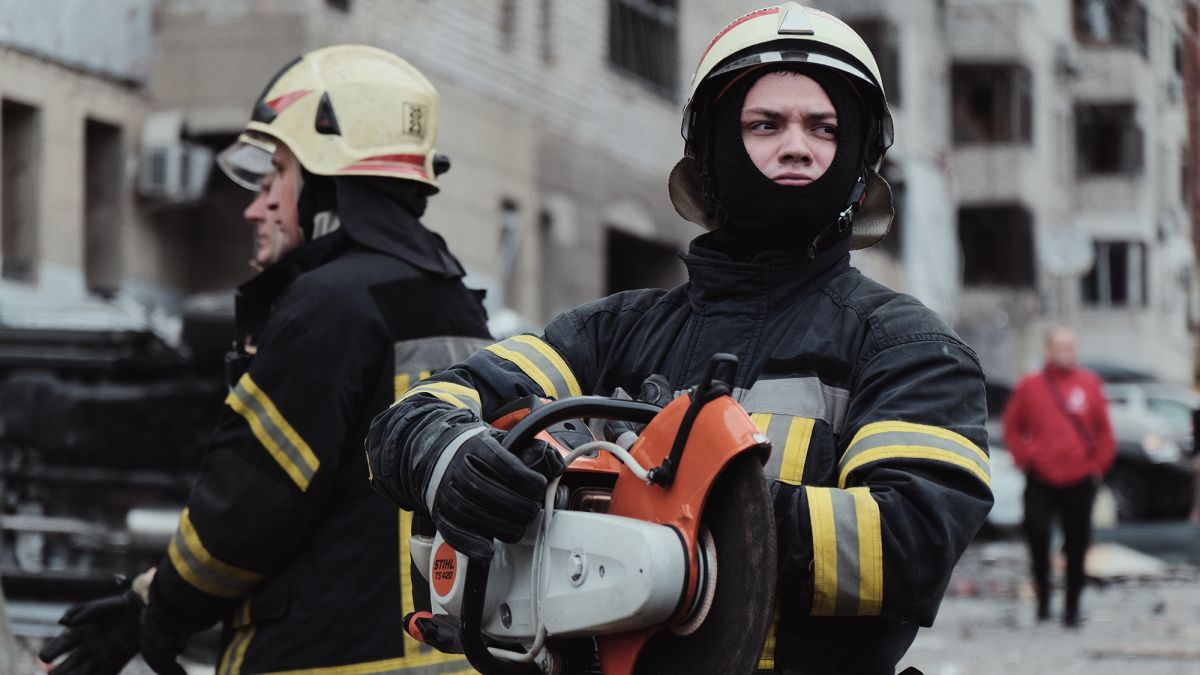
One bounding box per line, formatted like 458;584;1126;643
669;3;895;248
218;44;446;192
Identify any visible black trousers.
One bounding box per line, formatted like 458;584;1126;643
1022;474;1097;618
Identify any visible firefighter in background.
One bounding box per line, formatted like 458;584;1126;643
40;45;489;674
366;4;992;673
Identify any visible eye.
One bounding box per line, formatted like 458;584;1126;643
813;124;838;139
744;119;776;133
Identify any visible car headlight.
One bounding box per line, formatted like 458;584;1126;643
1141;433;1183;463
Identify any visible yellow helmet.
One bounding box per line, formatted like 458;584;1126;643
218;44;445;192
669;3;895;248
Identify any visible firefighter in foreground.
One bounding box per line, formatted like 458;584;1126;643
367;4;992;674
40;45;489;674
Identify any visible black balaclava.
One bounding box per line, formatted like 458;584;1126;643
706;64;868;254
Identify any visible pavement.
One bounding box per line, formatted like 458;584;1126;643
899;531;1200;675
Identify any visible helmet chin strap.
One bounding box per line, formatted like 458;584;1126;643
806;174;866;260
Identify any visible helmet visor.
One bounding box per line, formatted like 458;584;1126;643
216;133;276;191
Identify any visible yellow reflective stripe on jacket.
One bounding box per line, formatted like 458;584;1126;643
167;508;264;598
806;486;884;617
756;604;780;670
399;381;482;416
395;510;478;675
485;336;581;400
219;602;254;675
260;658;478;674
226;373;320;491
838;420;989;489
394;370;433;402
750;413;814;486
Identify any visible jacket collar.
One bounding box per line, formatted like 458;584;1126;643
235;228;351;342
681;231;851;309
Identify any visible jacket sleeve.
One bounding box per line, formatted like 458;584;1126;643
367;312;594;515
773;335;993;625
148;280;387;634
1002;379;1033;470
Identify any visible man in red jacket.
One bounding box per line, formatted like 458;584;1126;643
1003;325;1115;626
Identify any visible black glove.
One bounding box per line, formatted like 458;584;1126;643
39;590;142;675
429;426;563;560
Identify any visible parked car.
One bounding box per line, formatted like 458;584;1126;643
1103;382;1198;521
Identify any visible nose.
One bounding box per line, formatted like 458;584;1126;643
777;126;813;166
243;190;269;223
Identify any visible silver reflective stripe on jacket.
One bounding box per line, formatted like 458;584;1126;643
736;377;850;434
394;335;492;375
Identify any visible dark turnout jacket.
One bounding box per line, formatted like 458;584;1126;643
148;188;490;674
367;234;993;674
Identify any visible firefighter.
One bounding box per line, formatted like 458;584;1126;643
366;4;993;673
39;45;489;674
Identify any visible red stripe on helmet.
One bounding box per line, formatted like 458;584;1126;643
355;154;428;166
338;162;429;178
265;89;313;114
698;7;781;66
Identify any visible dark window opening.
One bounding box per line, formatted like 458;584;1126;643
1073;0;1148;57
500;0;517;52
952;64;1033;144
1076;103;1142;176
2;99;41;282
540;0;554;63
326;0;350;12
607;0;678;97
605;229;683;294
1082;240;1147;307
85;119;124;296
958;205;1036;287
498;199;521;308
848;19;901;107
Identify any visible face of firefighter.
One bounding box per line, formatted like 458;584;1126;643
244;144;304;268
1045;326;1078;370
740;72;838;187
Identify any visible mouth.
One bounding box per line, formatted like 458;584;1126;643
773;173;813;186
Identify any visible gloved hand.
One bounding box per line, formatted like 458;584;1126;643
427;425;564;560
601;375;675;446
39;590;142;675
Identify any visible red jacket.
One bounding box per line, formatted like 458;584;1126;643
1002;365;1116;486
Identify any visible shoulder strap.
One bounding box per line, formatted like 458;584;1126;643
1042;368;1096;458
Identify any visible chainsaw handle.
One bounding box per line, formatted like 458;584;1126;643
500;396;661;453
461;557;542;675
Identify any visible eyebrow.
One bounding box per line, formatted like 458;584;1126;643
741;106;837;121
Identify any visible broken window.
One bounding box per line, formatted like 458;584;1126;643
951;64;1032;144
1074;0;1148;57
958;205;1035;287
1076;103;1142;176
84;119;124;296
848;19;901;107
608;0;678;96
1081;240;1147;307
2;99;41;282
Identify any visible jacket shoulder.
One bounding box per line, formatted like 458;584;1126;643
559;287;681;331
825;271;971;358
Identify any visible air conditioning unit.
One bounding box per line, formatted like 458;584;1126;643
137;111;213;206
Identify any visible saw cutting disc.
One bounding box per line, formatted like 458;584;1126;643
632;454;777;674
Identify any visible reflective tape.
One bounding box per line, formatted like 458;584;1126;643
485;335;581;400
424;426;488;513
218;602;254;675
167;508;264;599
839;420;990;489
394;336;491;378
226;374;320;491
399;381;482;416
751;413;814;486
736;377;850;434
806;486;884;617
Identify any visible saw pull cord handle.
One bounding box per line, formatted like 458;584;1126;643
486;440;653;666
